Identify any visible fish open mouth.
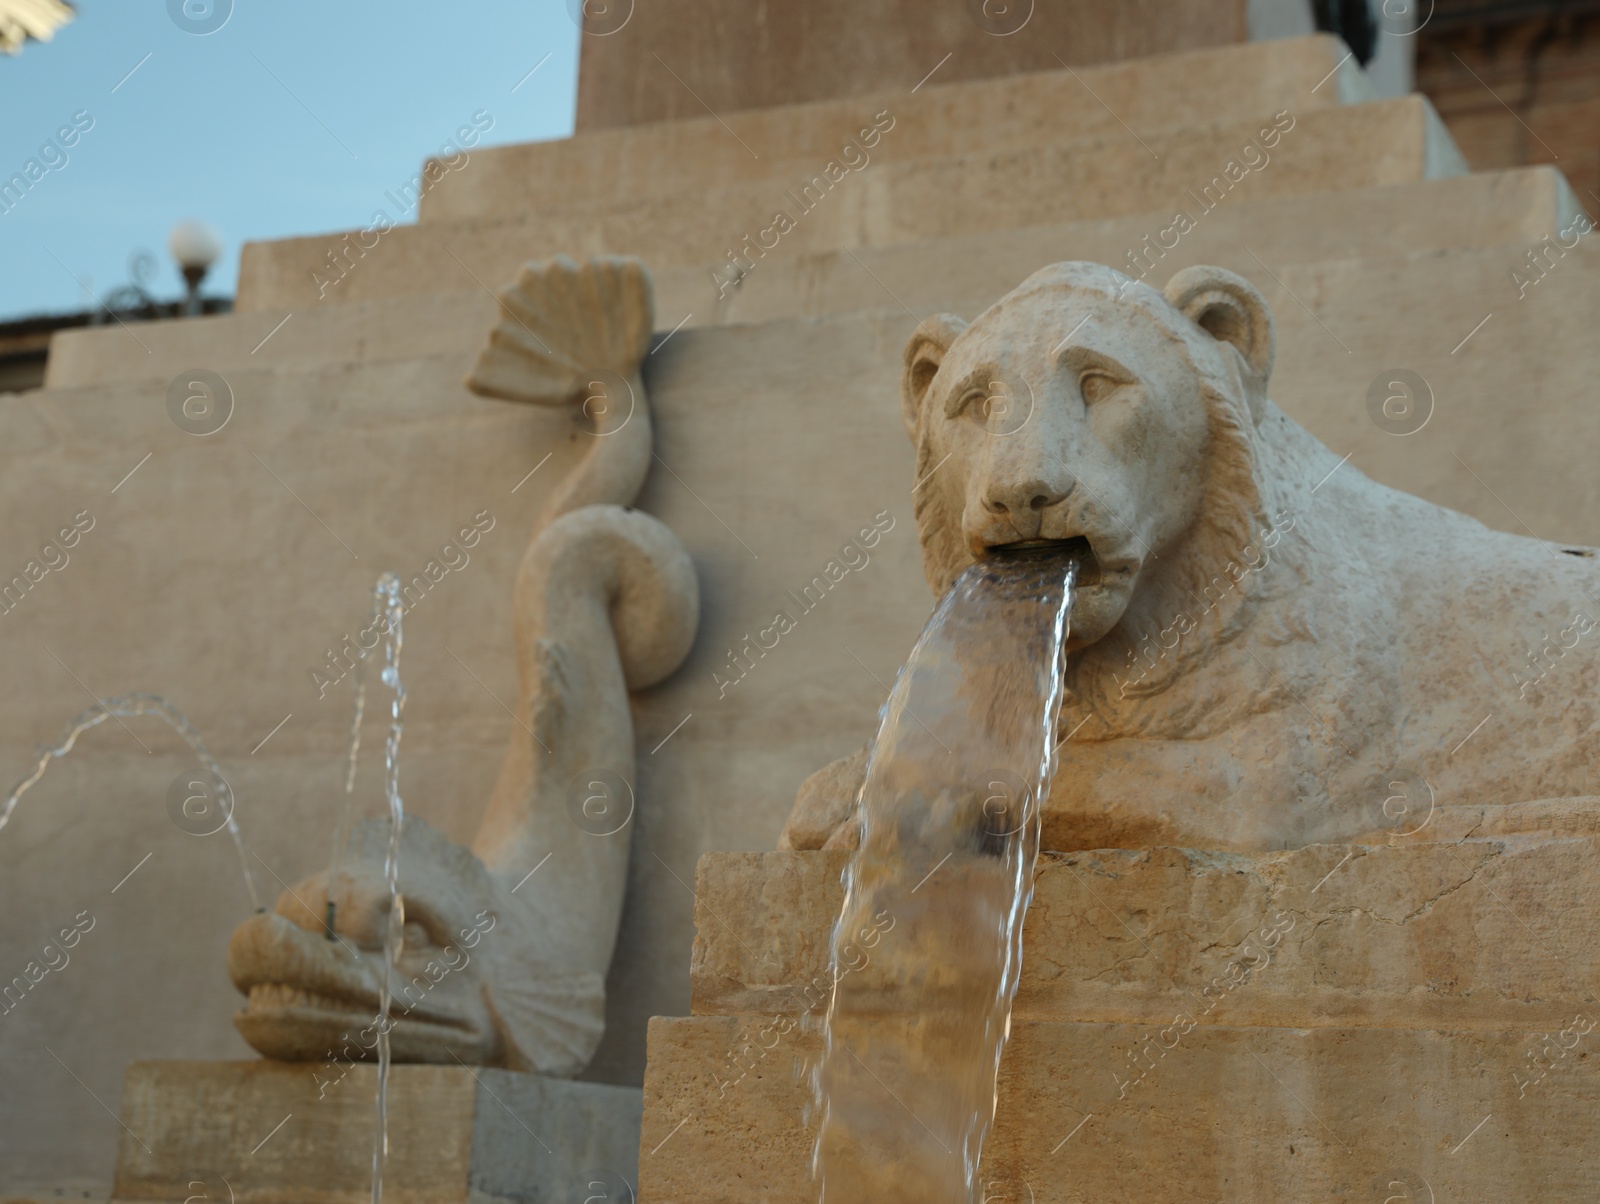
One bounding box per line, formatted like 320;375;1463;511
235;977;485;1064
229;911;486;1061
987;536;1101;587
241;980;474;1033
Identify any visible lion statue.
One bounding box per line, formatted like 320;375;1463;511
783;261;1600;854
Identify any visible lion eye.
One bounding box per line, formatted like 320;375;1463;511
956;387;999;424
1079;371;1121;404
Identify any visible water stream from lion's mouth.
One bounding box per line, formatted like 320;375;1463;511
812;550;1077;1203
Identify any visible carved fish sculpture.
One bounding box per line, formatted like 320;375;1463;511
228;257;698;1075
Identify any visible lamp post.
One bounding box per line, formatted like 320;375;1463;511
167;220;222;316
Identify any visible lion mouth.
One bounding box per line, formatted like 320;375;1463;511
987;536;1102;587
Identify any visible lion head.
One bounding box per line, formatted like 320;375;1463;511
901;262;1288;668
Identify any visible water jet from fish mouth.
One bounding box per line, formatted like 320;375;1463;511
0;693;263;913
812;545;1081;1202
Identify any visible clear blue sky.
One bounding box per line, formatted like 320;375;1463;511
0;1;580;320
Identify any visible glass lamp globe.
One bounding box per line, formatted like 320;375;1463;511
168;219;222;313
168;219;222;272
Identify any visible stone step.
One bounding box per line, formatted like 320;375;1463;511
46;287;498;388
419;35;1370;223
50;169;1576;389
640;1012;1600;1202
687;845;1598;1029
113;1061;642;1204
236;95;1463;312
691;164;1582;329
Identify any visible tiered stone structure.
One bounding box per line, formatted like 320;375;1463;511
2;18;1597;1203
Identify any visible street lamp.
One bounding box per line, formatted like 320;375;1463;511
168;220;222;316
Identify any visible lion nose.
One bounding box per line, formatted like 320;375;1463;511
983;479;1071;517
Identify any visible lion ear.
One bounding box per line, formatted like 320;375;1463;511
901;314;967;438
1163;266;1274;422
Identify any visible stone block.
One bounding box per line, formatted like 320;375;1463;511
45;290;498;389
110;1060;640;1203
423;35;1369;222
640;1015;1600;1201
687;843;1600;1029
569;0;1253;132
699;164;1577;329
644;839;1600;1201
237;96;1462;312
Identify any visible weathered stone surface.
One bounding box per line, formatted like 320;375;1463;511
689;845;1600;1028
238;97;1461;312
53;168;1574;389
424;35;1368;222
569;0;1254;133
641;1014;1600;1202
112;1060;641;1203
1242;240;1600;555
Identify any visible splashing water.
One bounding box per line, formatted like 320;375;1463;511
0;692;263;913
812;550;1078;1203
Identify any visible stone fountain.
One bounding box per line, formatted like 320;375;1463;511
4;9;1599;1203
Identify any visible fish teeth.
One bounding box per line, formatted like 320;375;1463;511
248;982;370;1015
